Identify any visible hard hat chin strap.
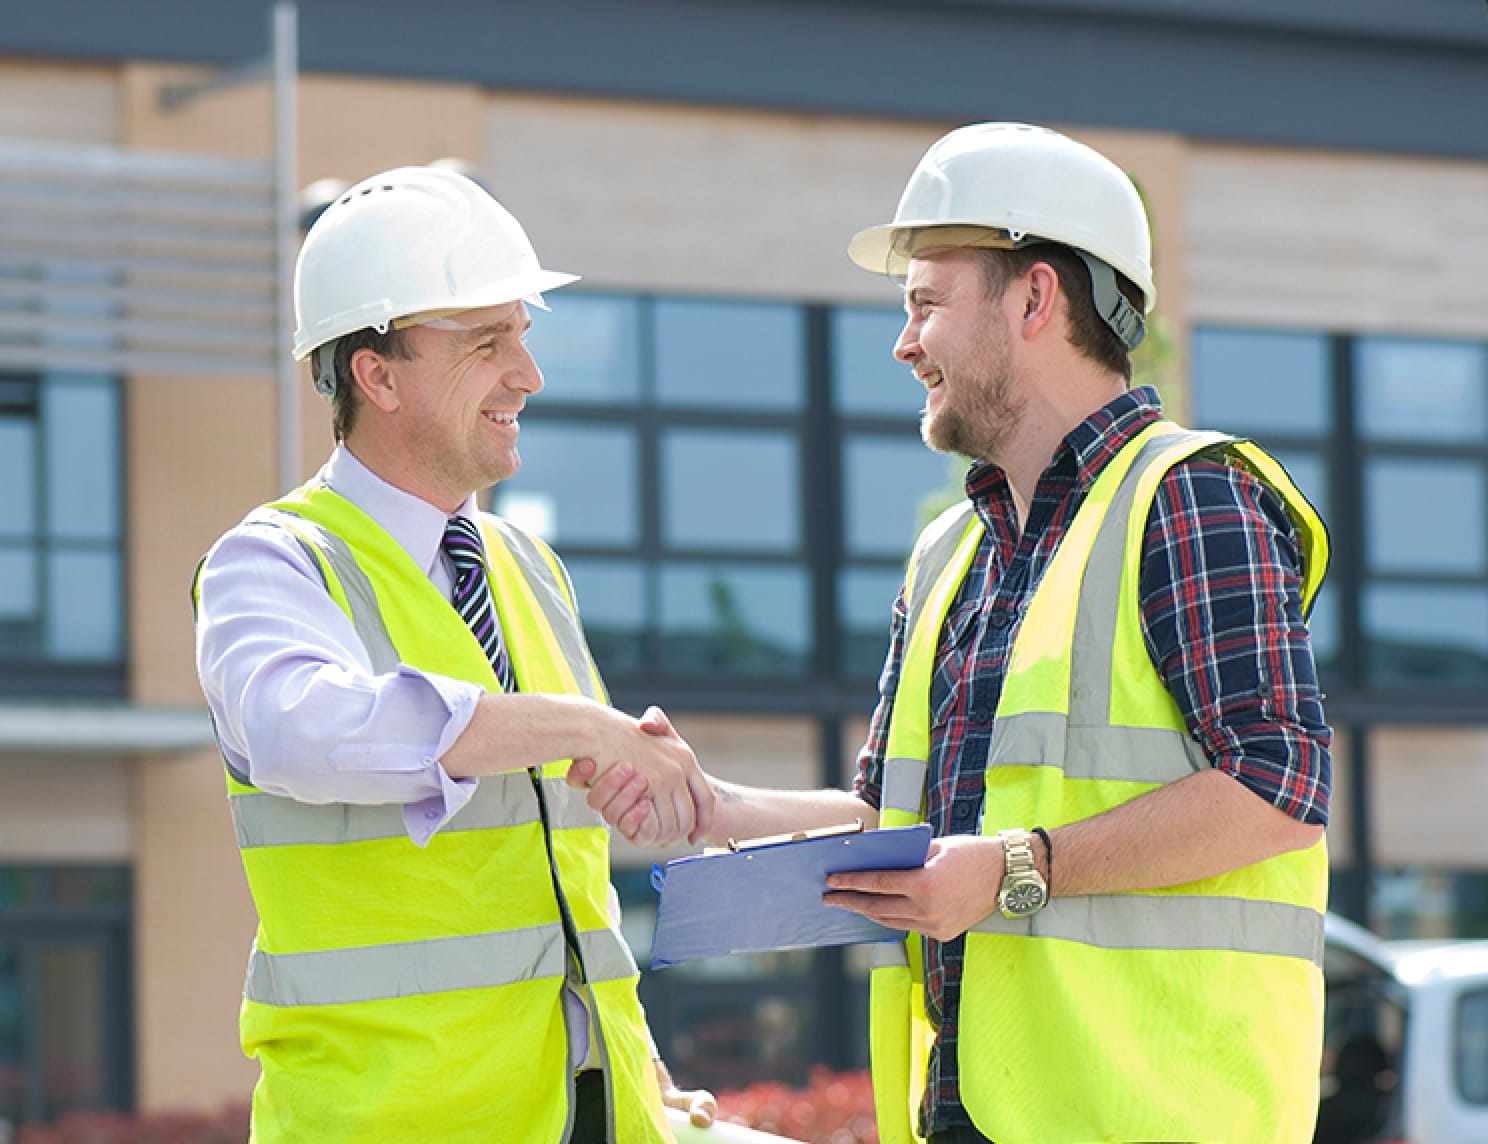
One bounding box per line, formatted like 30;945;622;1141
311;343;338;400
1074;250;1146;352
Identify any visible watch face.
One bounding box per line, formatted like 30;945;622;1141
1001;880;1048;918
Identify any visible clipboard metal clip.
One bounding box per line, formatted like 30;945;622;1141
725;818;865;853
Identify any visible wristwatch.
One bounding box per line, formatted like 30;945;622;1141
995;828;1049;918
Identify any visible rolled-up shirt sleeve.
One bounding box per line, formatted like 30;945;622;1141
195;517;483;845
1139;457;1332;826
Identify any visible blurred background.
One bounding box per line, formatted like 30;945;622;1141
0;0;1486;1133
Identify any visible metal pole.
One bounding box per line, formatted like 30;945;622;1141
273;2;300;494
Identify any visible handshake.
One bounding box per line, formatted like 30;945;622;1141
566;706;714;848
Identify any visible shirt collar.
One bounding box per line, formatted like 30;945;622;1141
321;444;481;578
964;385;1165;502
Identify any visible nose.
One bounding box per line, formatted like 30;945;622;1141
894;314;921;365
507;339;544;396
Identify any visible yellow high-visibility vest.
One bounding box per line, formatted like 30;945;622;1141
195;482;668;1143
870;422;1331;1144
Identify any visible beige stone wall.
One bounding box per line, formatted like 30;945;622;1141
0;757;131;861
0;58;118;142
1371;727;1488;869
1188;143;1488;339
478;98;1188;312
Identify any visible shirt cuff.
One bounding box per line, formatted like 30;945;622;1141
399;668;483;847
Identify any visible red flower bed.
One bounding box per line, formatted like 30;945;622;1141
15;1104;250;1144
715;1066;877;1143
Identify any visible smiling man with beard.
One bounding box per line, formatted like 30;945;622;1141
579;123;1334;1144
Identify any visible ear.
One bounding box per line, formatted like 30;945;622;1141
1017;261;1062;338
350;346;401;414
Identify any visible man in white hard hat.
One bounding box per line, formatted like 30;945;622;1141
580;123;1332;1143
194;166;716;1142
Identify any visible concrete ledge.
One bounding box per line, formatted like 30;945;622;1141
0;703;216;754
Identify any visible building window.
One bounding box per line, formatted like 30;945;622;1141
0;866;132;1127
502;291;815;682
1192;329;1345;688
502;292;948;688
0;372;125;697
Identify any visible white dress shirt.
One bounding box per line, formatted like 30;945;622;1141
194;444;485;846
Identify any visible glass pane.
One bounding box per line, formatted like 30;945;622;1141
1307;584;1340;673
0;944;25;1125
843;436;956;558
1190;328;1330;435
0;870;44;909
0;549;38;620
655;299;803;410
1269;449;1329;524
662;430;799;552
832;306;917;416
1365;459;1483;575
1365;585;1488;687
45;550;121;662
50;868;128;909
840;567;903;679
1459;989;1488;1105
43;375;119;541
563;559;647;675
495;423;638;546
40;943;106;1118
0;419;36;539
658;564;809;676
1357;338;1488;443
524;293;640;404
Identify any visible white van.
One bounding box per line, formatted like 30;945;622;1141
1317;913;1488;1144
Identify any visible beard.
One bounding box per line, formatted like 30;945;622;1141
919;318;1023;462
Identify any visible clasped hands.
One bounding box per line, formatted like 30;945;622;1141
567;707;713;847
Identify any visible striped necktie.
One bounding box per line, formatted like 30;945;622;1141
441;514;517;692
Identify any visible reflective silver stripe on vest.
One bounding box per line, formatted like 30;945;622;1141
264;507;600;702
969;893;1323;967
245;923;638;1008
1068;429;1229;729
485;517;602;703
871;941;910;970
577;926;640;984
905;502;977;642
987;713;1208;783
245;922;570;1007
987;430;1228;780
881;757;928;817
261;508;402;675
231;774;599;849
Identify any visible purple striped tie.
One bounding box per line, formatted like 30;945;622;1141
441;515;517;692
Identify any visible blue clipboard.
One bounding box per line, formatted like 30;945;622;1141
648;823;933;969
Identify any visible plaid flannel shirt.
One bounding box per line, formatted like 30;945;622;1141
852;386;1332;1136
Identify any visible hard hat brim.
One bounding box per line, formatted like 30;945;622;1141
293;267;579;360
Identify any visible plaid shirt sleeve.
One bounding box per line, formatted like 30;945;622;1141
851;585;908;811
1139;455;1332;826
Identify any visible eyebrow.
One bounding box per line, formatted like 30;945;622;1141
456;318;531;345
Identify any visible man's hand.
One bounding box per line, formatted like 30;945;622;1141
566;706;714;847
824;834;1004;941
655;1058;717;1128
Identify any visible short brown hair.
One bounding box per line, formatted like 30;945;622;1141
323;326;413;441
976;245;1141;381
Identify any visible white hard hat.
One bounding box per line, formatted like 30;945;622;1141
848;123;1155;348
292;165;578;362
